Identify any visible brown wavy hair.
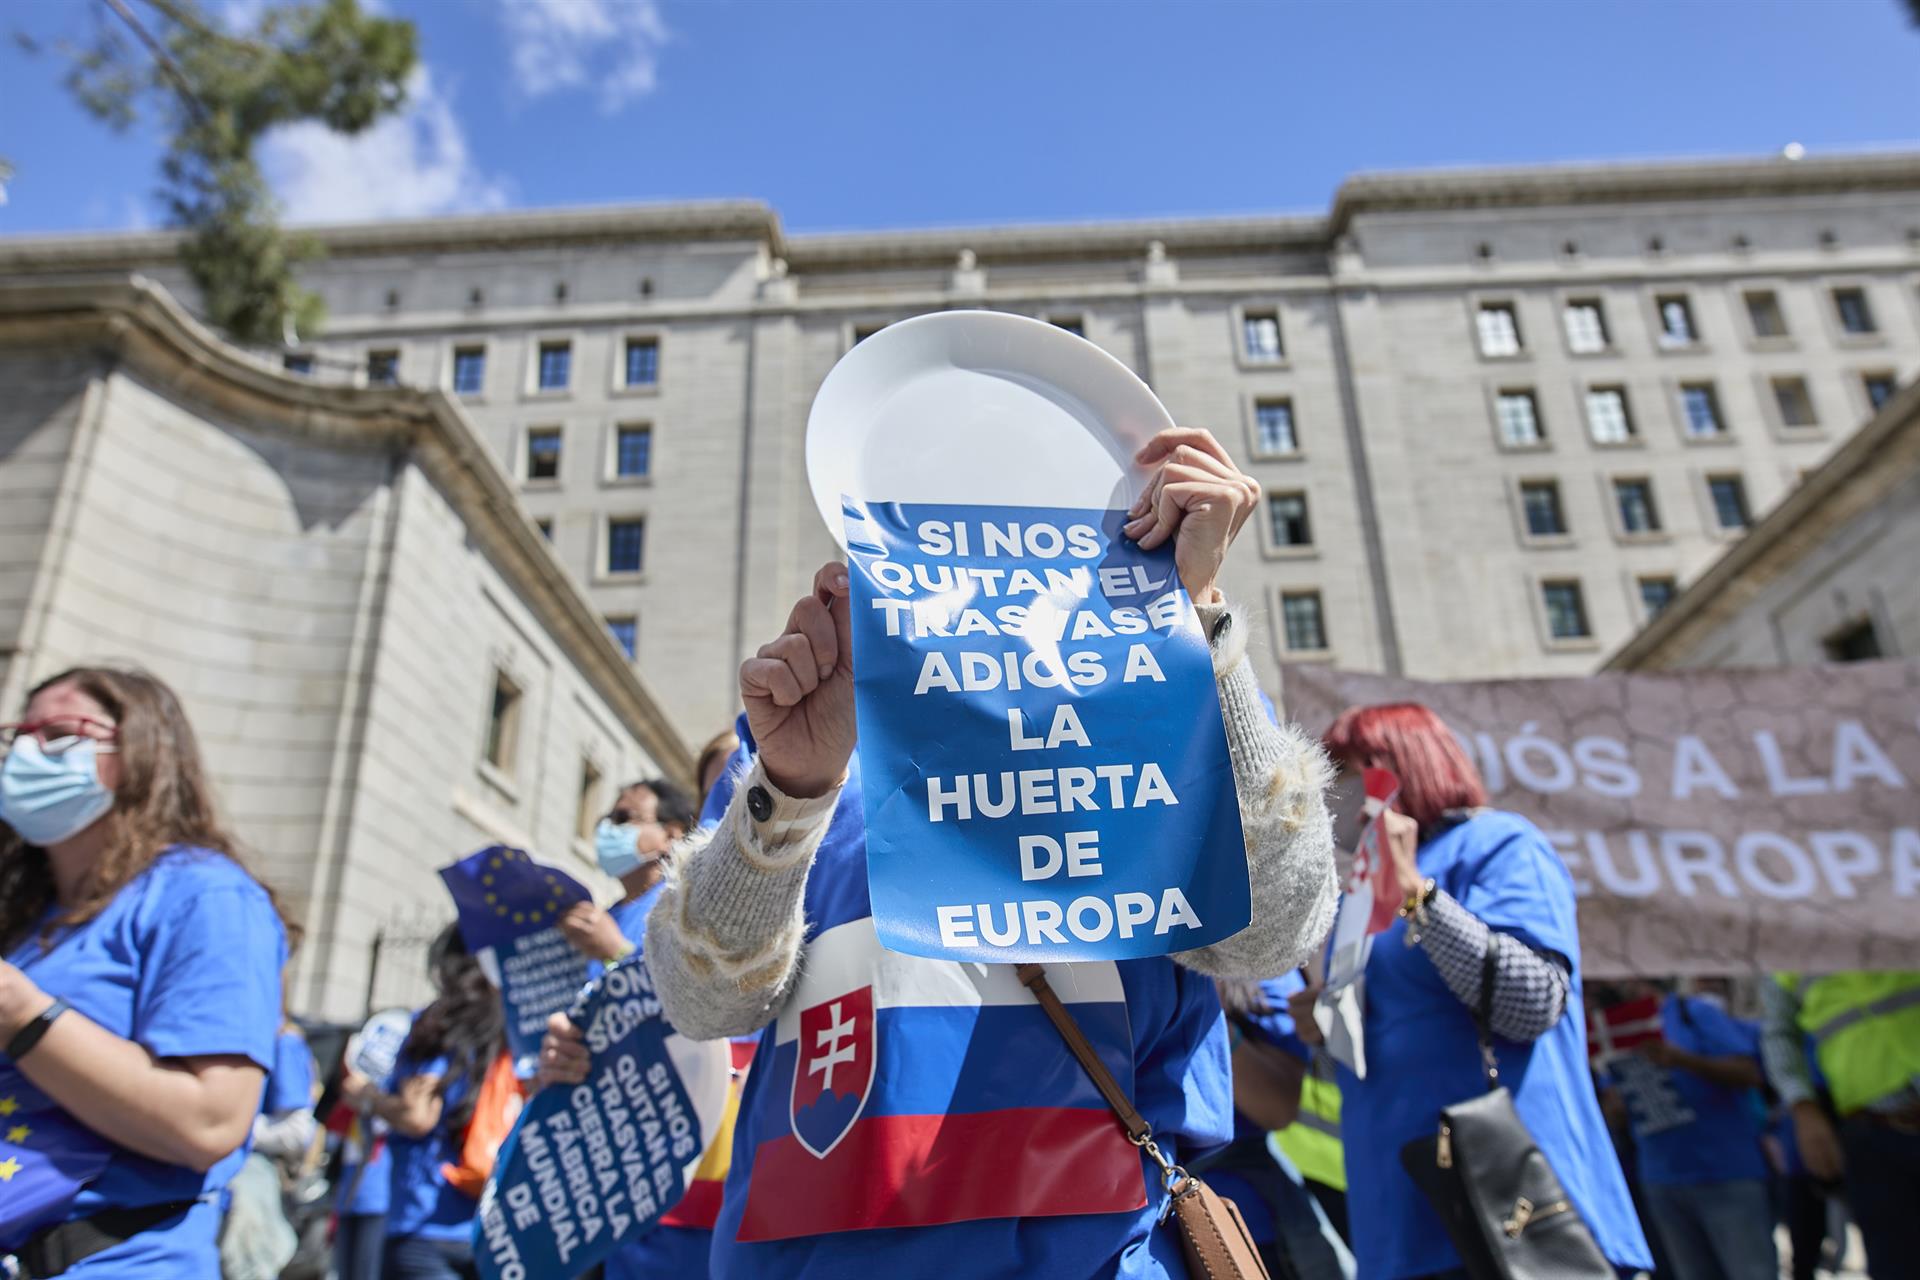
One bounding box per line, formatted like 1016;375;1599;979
0;666;278;953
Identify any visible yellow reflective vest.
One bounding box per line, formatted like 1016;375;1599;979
1776;970;1920;1116
1273;1069;1345;1192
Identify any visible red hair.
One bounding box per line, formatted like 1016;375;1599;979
1322;702;1487;837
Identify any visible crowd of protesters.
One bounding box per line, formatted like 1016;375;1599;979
0;426;1913;1280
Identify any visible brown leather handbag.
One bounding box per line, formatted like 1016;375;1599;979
1016;965;1270;1280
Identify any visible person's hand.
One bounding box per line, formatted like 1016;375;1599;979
338;1069;378;1110
1123;428;1260;604
741;562;856;799
0;962;50;1041
1380;809;1421;902
538;1012;590;1089
1635;1038;1679;1069
1286;980;1326;1047
558;901;629;963
1792;1101;1844;1182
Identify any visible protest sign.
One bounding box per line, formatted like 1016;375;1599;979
346;1007;412;1084
474;958;729;1280
842;498;1248;962
441;846;593;1072
1285;661;1920;976
0;1066;114;1242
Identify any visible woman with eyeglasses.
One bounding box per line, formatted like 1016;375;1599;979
0;667;288;1277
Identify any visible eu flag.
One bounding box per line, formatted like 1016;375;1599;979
0;1064;114;1246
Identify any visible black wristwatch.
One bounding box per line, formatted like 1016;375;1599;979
5;996;70;1062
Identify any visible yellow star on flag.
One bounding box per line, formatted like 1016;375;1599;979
489;856;503;869
0;1156;19;1182
0;1097;16;1117
512;912;525;924
6;1125;27;1144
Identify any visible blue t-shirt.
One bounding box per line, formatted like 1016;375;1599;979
337;1136;392;1217
701;717;1234;1280
1626;996;1766;1186
1;846;286;1275
262;1030;313;1116
1206;973;1311;1247
1337;812;1650;1280
382;1043;476;1241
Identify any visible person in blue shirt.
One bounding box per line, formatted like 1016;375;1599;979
555;776;709;1278
1296;702;1650;1280
544;427;1342;1278
0;666;288;1276
332;1118;391;1280
1599;978;1775;1280
342;926;504;1280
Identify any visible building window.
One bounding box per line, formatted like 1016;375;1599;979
534;518;553;541
852;324;886;345
1863;373;1898;411
1268;492;1312;548
614;425;652;478
1541;581;1591;640
576;759;602;840
1519;481;1567;537
1655;295;1697;348
1281;592;1327;651
1744;290;1788;339
607;518;646;575
1050;316;1085;338
1584;387;1634;445
1679;384;1725;438
1613;478;1660;534
1639;577;1678;618
1495;390;1544;446
1475;303;1522;357
1824;619;1883;663
1242;310;1284;361
283;353;313;375
537;341;572;391
1253;399;1298;455
1771;376;1817;428
484;670;522;772
605;616;638;660
1707;475;1751;531
624;338;659;387
1562;300;1609;354
1832;287;1876;335
367;350;400;385
452;346;486;395
525;428;562;482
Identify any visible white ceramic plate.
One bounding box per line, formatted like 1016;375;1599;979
805;310;1176;549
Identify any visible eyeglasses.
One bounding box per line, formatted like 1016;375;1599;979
0;717;120;755
604;806;659;828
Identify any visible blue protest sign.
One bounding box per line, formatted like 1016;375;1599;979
474;958;729;1280
843;498;1249;962
440;846;593;1073
0;1066;114;1245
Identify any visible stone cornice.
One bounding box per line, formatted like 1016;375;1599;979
1329;151;1920;233
782;215;1329;268
1604;376;1920;672
0;275;694;781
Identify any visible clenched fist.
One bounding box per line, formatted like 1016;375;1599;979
740;562;857;799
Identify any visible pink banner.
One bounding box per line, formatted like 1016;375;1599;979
1283;661;1920;977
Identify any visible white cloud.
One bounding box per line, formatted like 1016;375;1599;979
498;0;669;113
258;68;511;224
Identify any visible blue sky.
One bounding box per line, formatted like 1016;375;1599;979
2;0;1917;236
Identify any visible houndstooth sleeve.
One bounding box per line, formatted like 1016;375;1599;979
1415;889;1571;1041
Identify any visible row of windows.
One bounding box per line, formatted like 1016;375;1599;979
523;423;654;483
300;336;664;395
1487;370;1898;450
531;515;649;578
1538;575;1681;643
1516;472;1750;541
1472;284;1885;361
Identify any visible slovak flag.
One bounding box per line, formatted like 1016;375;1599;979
1587;996;1667;1063
0;1065;113;1245
736;917;1145;1241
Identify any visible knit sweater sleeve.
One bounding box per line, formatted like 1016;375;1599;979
1171;601;1339;979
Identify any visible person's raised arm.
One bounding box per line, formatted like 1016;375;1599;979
643;563;856;1041
1125;428;1338;979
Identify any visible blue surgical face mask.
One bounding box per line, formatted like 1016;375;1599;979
0;736;115;847
594;818;646;878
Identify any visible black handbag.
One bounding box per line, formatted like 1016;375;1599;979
1398;938;1614;1280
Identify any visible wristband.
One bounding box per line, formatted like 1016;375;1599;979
6;996;70;1062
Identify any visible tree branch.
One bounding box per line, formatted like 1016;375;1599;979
99;0;209;124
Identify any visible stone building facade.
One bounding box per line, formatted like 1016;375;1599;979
0;278;689;1019
4;151;1919;742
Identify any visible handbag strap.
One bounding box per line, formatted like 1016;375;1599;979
1473;934;1500;1092
1015;964;1183;1189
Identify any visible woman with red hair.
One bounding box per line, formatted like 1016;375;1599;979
1291;702;1650;1280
